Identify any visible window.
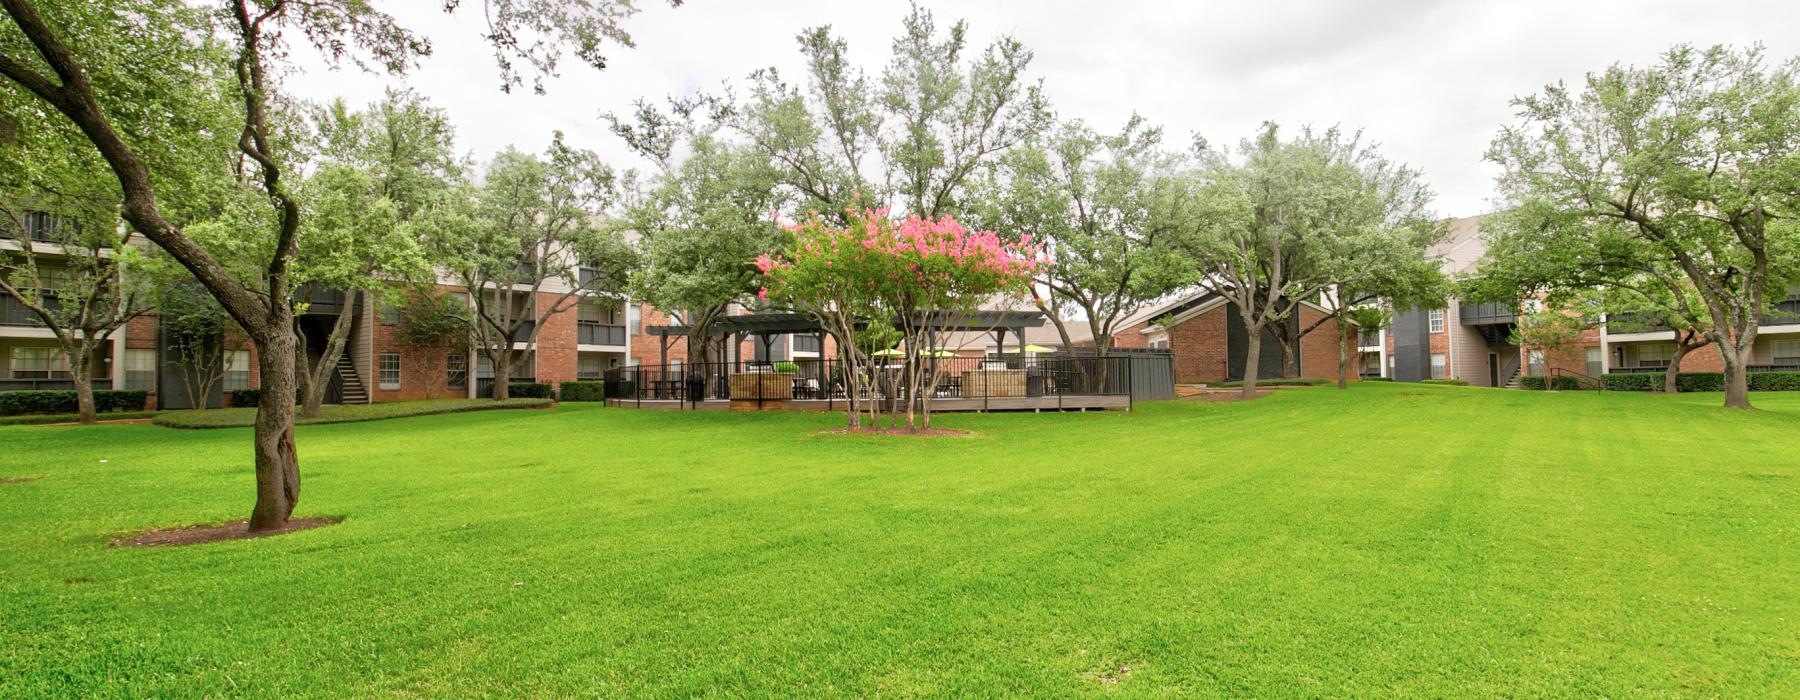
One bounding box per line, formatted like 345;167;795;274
379;352;401;389
1429;353;1447;379
627;305;642;335
223;350;251;391
1774;339;1800;365
446;354;467;388
1635;343;1676;368
379;299;401;324
1427;309;1445;333
1528;349;1547;376
9;346;69;379
122;349;156;390
1586;346;1603;376
578;299;607;324
578;354;604;380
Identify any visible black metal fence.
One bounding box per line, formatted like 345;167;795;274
602;354;1138;410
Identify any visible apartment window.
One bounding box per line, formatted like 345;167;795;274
627;305;642;335
578;354;604;380
446;354;467;388
9;346;69;379
1773;339;1800;365
1585;347;1603;376
378;298;401;324
223;350;251;391
578;299;605;324
1427;309;1445;333
122;349;156;391
1635;343;1676;368
1429;353;1447;379
1528;349;1547;376
379;352;402;389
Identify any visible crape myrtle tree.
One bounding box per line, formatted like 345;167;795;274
1487;44;1800;409
426;136;636;400
970;116;1195;359
759;208;1043;431
1176;123;1417;398
1511;306;1594;384
732;3;1051;222
392;287;470;400
607;100;790;367
0;200;150;423
0;0;669;531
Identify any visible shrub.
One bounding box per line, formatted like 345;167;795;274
229;388;262;407
1419;378;1470;386
0;389;150;416
1518;376;1546;390
1675;372;1725;392
1216;378;1330;387
558;381;605;402
1749;371;1800;391
772;361;801;374
95;390;149;412
1603;373;1659;391
1363;377;1393;382
508;382;553;399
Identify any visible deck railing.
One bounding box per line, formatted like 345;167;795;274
602;354;1135;410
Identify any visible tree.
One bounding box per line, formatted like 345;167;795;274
970;116;1194;359
732;3;1050;221
1177;123;1409;398
0;201;150;422
0;0;667;532
1487;44;1800;409
607;106;789;366
428;135;635;400
155;273;242;410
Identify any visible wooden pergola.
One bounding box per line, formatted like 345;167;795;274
643;309;1046;366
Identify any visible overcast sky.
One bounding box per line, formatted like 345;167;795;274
284;0;1800;217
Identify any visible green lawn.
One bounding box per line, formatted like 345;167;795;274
2;384;1797;696
151;397;552;428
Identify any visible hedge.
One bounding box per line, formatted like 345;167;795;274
0;389;149;416
558;381;605;401
1215;378;1330;387
508;382;553;399
1419;378;1470;386
1519;376;1582;390
230;388;262;407
1363;377;1394;382
1600;371;1800;392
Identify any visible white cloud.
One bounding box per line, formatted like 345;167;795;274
282;0;1800;216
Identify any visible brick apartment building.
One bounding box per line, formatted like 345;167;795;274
1076;290;1358;384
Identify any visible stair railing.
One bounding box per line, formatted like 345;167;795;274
1547;367;1605;393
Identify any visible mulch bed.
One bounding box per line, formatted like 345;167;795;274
815;427;973;437
112;517;341;547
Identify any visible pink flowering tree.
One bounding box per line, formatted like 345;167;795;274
761;208;1045;430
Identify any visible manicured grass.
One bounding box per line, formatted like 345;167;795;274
2;384;1798;695
149;398;551;429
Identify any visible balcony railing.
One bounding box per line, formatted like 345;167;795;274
578;322;626;346
1;294;50;327
509;320;536;343
1458;301;1517;326
0;378;113;392
1610;299;1800;334
1356;330;1381;347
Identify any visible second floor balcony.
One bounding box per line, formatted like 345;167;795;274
1;293;50;327
1609;297;1800;335
578;322;626;346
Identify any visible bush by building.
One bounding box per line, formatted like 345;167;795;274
558;381;605;401
0;389;149;416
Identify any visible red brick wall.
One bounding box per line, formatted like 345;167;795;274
1168;304;1231;383
629;302;757;366
369;311;465;401
125;315;157;350
533;292;579;385
1297;305;1357;380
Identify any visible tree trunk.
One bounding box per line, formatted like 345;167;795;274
489;352;511;400
248;323;300;532
1722;344;1753;410
1336;319;1351;390
1279;339;1298;379
71;355;97;424
1240;323;1263;399
1663;343;1692;394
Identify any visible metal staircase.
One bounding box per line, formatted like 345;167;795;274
335;351;369;404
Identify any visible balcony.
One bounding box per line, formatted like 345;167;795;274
578;322;626;346
1458;301;1517;326
0;212;67;243
509;320;537;343
578;266;607;287
1610;298;1800;334
293;285;348;315
1356;329;1381;348
1;294;51;327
